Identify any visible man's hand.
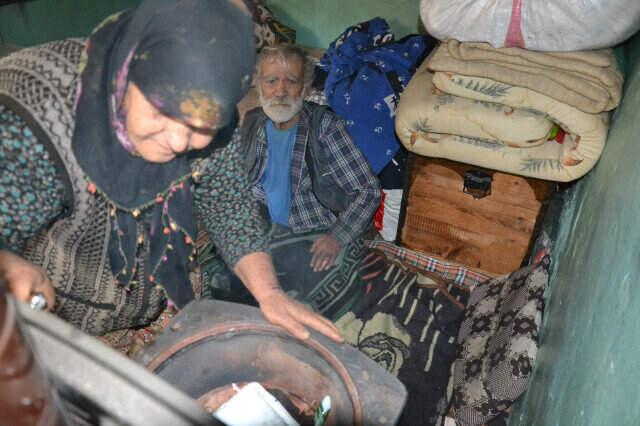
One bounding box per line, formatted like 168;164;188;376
0;250;55;310
234;251;343;343
310;234;341;272
258;288;343;343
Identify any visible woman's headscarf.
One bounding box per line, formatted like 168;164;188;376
72;0;255;307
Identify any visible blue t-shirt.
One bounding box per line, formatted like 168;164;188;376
261;120;298;226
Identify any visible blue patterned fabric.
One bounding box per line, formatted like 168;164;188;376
319;18;435;173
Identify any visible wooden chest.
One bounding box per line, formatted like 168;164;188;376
399;156;552;277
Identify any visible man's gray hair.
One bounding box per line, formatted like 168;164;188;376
256;44;315;90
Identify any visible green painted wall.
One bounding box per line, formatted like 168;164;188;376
510;32;640;426
5;1;639;423
266;0;423;48
0;0;422;48
0;0;140;46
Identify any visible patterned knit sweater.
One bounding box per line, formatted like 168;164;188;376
0;39;267;334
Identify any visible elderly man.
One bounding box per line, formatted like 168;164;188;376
248;44;380;266
199;44;380;319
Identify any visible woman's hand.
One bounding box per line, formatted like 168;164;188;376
258;289;343;343
234;251;343;343
310;234;341;272
0;250;55;310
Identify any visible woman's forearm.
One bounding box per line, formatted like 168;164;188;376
233;251;282;302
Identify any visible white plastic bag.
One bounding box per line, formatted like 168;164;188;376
213;382;299;426
420;0;640;52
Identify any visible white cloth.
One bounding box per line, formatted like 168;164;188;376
379;189;403;241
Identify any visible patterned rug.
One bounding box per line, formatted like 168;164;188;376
197;228;475;424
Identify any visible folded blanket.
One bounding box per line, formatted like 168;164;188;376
428;40;623;114
395;65;609;181
408;67;554;148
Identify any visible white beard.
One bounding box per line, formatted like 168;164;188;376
259;92;304;124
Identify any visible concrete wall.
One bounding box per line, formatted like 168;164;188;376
266;0;422;48
0;0;422;48
0;0;140;46
510;32;640;426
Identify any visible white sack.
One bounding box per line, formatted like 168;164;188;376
420;0;640;52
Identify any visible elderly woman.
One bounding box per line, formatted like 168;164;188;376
0;0;340;353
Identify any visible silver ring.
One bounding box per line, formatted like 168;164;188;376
29;293;48;311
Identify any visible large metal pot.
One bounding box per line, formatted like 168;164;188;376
4;283;218;426
137;300;407;425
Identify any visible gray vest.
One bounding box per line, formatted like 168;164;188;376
0;39;165;334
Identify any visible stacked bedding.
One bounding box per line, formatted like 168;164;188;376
395;40;623;181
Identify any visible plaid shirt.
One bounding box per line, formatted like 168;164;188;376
251;102;381;246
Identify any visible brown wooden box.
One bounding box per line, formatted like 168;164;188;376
399;156;552;277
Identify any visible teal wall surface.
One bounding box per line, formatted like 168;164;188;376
510;32;640;425
4;1;639;424
266;0;422;48
0;0;421;48
0;0;140;46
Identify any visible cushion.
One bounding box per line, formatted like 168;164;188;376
452;256;550;425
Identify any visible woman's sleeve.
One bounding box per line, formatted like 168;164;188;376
0;107;67;253
194;128;270;267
